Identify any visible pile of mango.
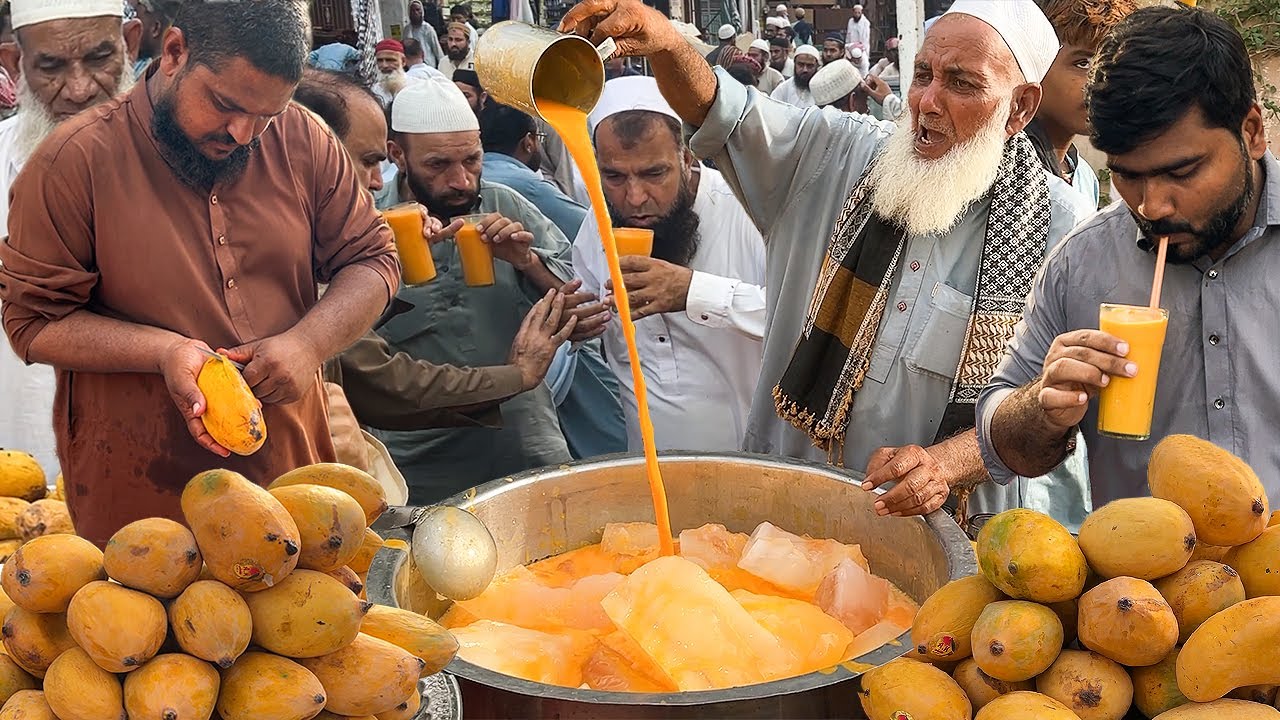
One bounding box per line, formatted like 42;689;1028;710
859;434;1280;720
0;451;72;563
0;463;458;720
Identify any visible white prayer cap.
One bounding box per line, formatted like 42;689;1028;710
717;24;736;40
794;44;820;61
588;76;681;136
749;38;770;53
391;77;479;134
849;48;864;59
775;4;786;12
11;0;123;30
810;58;861;106
853;4;863;10
942;0;1059;83
765;16;787;28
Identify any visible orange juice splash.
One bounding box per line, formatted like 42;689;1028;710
537;99;674;557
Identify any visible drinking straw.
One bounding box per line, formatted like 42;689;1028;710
1149;236;1169;310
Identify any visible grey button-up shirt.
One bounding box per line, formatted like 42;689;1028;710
687;68;1092;522
978;151;1280;509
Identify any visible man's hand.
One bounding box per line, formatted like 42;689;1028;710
559;0;685;58
509;290;579;391
861;74;891;105
1038;329;1134;431
560;279;612;342
477;213;535;270
423;208;463;246
610;256;694;321
160;338;231;458
222;331;324;406
861;445;952;517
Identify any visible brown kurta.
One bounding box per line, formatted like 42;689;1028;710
0;74;400;545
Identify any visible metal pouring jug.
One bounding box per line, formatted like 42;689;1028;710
474;21;616;120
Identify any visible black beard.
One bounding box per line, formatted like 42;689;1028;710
152;77;256;191
1133;149;1255;264
448;47;470;62
607;180;701;267
406;167;481;220
794;73;812;89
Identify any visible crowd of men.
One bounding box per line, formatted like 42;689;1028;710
0;0;1276;545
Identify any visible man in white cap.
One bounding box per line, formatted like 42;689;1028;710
705;23;737;64
376;77;577;499
0;0;140;484
560;0;1091;524
809;57;860;111
0;0;400;544
746;38;783;94
769;43;819;108
845;3;870;64
564;76;766;452
762;14;788;41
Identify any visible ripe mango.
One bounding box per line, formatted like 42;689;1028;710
359;605;458;676
1153;699;1280;718
123;653;219;720
1223;525;1280;598
0;655;37;706
42;646;125;720
216;651;326;720
168;580;251;669
910;574;1005;662
375;690;420;720
1078;577;1178;667
1153;561;1245;643
196;354;266;456
269;484;366;572
299;634;424;716
1148;434;1268;547
971;600;1063;683
243;569;369;659
976;509;1087;603
2;534;105;613
269;463;387;525
0;690;56;719
0;500;29;542
1131;648;1190;718
67;581;167;673
0;608;75;678
103;518;203;599
0;452;45;502
1035;649;1133;720
857;657;972;720
181;469;300;592
1077;498;1196;580
1177;596;1280;702
14;500;72;543
951;658;1033;711
974;690;1081;719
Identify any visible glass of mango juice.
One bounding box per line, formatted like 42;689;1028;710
1097;303;1168;441
382;202;437;287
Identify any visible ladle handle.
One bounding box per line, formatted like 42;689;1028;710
596;37;617;61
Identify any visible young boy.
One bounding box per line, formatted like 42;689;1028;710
1029;0;1138;210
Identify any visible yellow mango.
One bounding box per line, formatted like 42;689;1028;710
1035;649;1133;720
196;354;266;456
103;518;203;599
168;580;252;669
42;646;125;720
1153;561;1245;642
1078;577;1178;667
970;600;1063;683
360;604;459;676
1077;498;1196;580
951;657;1033;711
1131;648;1190;718
216;651;326;720
976;509;1087;603
181;469;300;592
974;690;1084;719
269;484;367;573
123;653;219;720
0;608;75;678
0;690;56;719
1177;596;1280;702
910;574;1005;662
0;452;44;502
0;655;37;706
857;657;972;720
298;634;425;717
1223;525;1280;598
243;569;369;658
269;463;387;525
66;581;167;673
1148;434;1268;547
14;500;72;543
1;534;104;613
1153;699;1280;718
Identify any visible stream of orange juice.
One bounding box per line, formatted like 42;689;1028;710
538;99;674;557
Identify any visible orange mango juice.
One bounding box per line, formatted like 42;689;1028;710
613;228;654;257
1097;303;1168;440
383;202;437;286
455;214;496;287
538;98;674;557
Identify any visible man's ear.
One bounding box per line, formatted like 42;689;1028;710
0;42;20;81
388;138;408;172
122;18;143;63
1006;82;1043;137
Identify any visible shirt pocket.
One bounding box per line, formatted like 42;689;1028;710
903;281;973;382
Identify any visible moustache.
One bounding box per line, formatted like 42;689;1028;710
1135;215;1196;237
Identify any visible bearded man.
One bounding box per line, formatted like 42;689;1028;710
566;77;766;453
561;0;1090;519
373;38;410;107
376;77;577;499
981;6;1280;514
769;43;818;108
438;21;474;78
0;0;399;544
0;0;140;482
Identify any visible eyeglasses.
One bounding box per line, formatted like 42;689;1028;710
532;131;547;144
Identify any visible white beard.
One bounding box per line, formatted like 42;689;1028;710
378;68;408;98
13;56;135;161
868;98;1011;237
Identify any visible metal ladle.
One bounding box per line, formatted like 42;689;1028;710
393;505;498;601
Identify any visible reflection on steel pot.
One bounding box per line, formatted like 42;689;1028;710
369;453;976;720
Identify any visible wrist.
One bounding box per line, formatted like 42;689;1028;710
511;250;537;273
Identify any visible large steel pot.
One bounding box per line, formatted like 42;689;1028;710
369;453;976;719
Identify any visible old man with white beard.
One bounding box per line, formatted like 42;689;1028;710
0;0;138;478
561;0;1091;522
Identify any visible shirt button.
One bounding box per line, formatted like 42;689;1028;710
227;279;236;289
897;301;908;312
211;194;219;205
910;260;920;272
1209;333;1220;345
217;235;227;245
1214;398;1225;409
700;313;709;321
658;336;667;343
1207;269;1219;279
